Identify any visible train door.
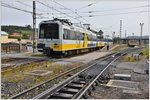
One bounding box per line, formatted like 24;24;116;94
83;33;88;48
76;31;81;48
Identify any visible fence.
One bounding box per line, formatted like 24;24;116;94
1;43;27;53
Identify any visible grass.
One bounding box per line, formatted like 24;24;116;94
123;55;138;62
121;47;149;62
1;58;82;99
140;48;149;58
1;60;77;83
2;60;52;82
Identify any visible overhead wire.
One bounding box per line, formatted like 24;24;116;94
16;1;48;13
76;1;100;10
75;10;149;18
39;5;149;15
37;1;88;24
78;5;149;14
52;0;97;30
1;3;33;14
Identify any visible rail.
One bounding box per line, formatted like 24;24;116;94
10;52;116;99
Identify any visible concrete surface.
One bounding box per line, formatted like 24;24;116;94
63;51;113;63
116;60;148;74
107;79;139;89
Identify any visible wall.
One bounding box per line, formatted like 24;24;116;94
1;35;32;44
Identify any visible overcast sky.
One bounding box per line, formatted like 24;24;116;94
1;0;149;37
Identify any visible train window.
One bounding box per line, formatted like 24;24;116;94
80;33;84;40
76;32;81;40
40;29;44;38
70;31;76;40
63;29;68;39
63;29;85;40
63;29;77;40
39;23;59;39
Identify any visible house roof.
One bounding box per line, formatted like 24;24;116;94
0;31;8;35
9;32;22;36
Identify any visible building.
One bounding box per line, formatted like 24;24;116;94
1;31;32;43
1;31;9;43
113;35;149;46
9;32;22;37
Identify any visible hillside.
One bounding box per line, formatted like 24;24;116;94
1;25;33;34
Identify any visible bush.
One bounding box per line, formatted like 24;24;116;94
140;48;149;56
8;36;20;39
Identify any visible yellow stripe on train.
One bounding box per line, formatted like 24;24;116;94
51;43;105;51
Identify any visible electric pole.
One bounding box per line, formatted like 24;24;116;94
120;20;122;38
125;30;127;38
140;23;144;45
33;1;36;53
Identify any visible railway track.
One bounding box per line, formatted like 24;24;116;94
10;51;116;99
10;47;141;99
32;50;126;99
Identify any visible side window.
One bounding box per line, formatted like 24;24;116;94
76;32;81;40
63;29;67;39
40;29;44;38
72;31;76;40
67;30;71;39
81;33;84;40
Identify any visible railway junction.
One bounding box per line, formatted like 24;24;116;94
1;43;149;99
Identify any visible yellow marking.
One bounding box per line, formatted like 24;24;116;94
51;43;83;51
97;42;105;47
83;33;88;48
51;42;105;51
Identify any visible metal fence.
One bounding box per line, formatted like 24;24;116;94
1;43;27;53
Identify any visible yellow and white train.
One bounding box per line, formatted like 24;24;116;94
37;18;112;56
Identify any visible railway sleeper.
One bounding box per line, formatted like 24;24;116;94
59;88;79;94
49;92;73;99
65;83;84;89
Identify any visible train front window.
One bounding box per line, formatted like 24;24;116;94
39;23;59;39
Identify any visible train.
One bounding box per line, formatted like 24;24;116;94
37;18;113;56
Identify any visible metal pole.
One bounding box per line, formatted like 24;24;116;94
120;20;122;39
140;23;144;45
124;30;127;44
125;30;126;38
33;1;36;53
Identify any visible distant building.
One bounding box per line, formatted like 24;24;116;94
125;35;149;40
1;31;9;43
9;32;22;37
1;31;32;43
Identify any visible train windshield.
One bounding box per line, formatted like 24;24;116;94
39;23;59;39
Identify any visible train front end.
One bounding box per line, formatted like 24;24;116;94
37;20;62;56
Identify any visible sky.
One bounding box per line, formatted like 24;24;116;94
1;0;149;38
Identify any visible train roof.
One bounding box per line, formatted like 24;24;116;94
40;18;99;35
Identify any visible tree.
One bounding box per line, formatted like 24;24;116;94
25;25;32;29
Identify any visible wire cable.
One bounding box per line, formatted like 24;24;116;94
78;5;149;14
37;1;86;24
52;0;97;30
2;3;33;14
75;10;149;18
16;1;48;13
